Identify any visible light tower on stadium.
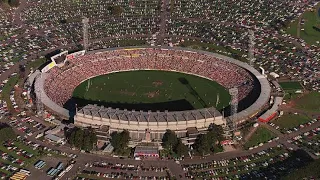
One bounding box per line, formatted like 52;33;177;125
35;74;44;116
248;28;255;67
82;17;89;51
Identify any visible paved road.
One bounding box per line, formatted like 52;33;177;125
260;121;320;159
157;0;170;45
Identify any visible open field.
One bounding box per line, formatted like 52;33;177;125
293;91;320;113
244;127;276;149
286;3;320;45
273;114;311;130
279;81;303;91
73;70;231;111
0;75;19;110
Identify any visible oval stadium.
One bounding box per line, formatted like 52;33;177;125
34;47;271;140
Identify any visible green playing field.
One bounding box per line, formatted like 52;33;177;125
72;70;231;111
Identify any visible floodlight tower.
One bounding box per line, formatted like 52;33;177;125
35;73;44;116
248;28;255;67
82;17;89;51
229;87;238;133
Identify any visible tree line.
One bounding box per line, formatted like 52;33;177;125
1;0;20;7
162;124;225;157
102;124;225;157
66;127;97;152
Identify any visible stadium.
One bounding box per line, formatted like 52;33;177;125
34;47;271;140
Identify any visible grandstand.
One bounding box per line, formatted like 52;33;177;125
34;47;271;140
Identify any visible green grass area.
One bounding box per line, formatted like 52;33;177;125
179;40;247;62
73;70;231;111
244;127;276;149
279;81;303;91
13;141;39;156
299;4;320;45
0;142;41;178
26;57;47;70
294;91;320;113
283;92;300;101
282;159;320;180
286;4;320;45
1;75;19;110
273;114;311;130
286;19;299;37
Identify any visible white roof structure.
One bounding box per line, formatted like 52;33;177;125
45;134;63;143
270;72;280;78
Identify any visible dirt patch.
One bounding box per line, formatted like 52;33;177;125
145;90;160;98
119;90;136;96
152;81;163;87
288;92;309;108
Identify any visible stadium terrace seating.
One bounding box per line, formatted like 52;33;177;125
44;48;254;107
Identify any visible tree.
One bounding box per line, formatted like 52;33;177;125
206;130;218;145
74;128;84;148
1;0;20;7
0;125;16;142
82;134;92;151
162;129;178;151
193;134;210;155
67;130;76;146
174;138;188;157
108;5;123;16
208;124;224;141
110;130;130;155
19;65;25;78
66;127;97;151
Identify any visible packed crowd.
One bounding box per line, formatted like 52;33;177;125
43;48;255;106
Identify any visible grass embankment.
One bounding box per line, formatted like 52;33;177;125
244;127;276;149
273;114;311;131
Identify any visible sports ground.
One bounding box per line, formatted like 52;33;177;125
279;81;303;91
72;70;231;111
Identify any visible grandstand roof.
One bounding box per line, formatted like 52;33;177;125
77;104;221;122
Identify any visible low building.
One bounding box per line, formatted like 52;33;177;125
134;146;159;158
270;72;280;78
102;142;114;154
45;134;64;144
181;127;200;146
258;97;283;123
